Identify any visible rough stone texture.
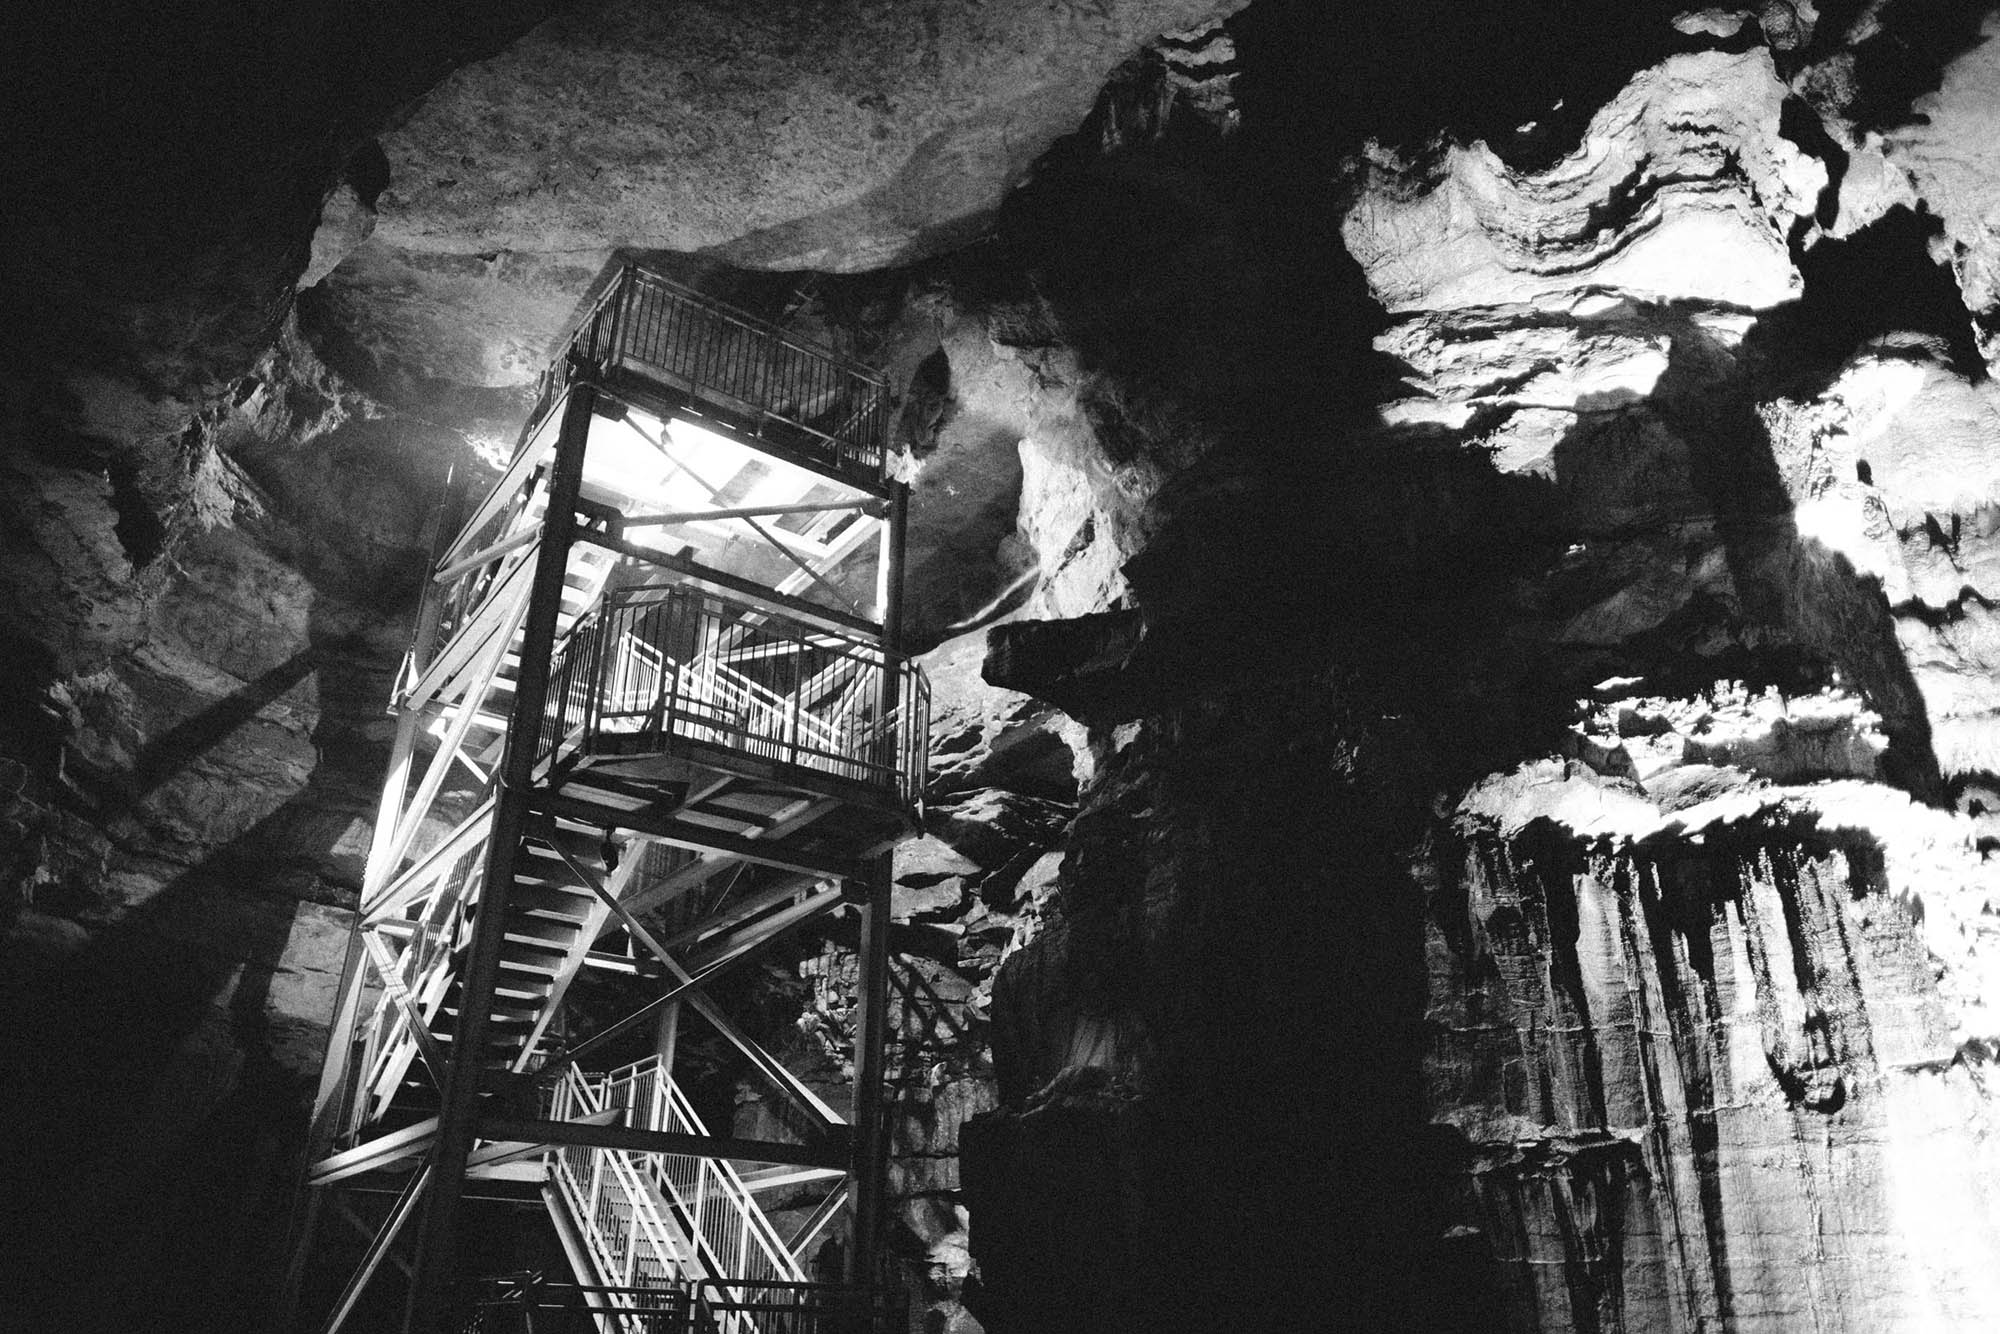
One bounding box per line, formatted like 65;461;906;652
0;304;443;1331
1437;757;2000;1330
1342;49;1824;316
376;0;1240;267
1888;9;2000;373
322;0;1242;398
1756;347;2000;778
13;4;2000;1334
957;12;2000;1334
919;631;1083;801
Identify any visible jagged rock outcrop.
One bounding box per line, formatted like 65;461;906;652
957;9;2000;1334
1886;8;2000;373
1436;752;2000;1330
319;0;1243;405
12;4;2000;1334
1343;49;1824;316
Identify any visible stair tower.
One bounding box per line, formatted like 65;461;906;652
284;266;925;1334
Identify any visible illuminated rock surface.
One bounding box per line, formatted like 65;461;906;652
8;4;2000;1333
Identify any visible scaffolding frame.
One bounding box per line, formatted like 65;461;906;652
280;267;922;1334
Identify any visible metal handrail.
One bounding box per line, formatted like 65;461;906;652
539;586;928;807
598;1058;805;1302
546;1060;810;1334
547;1069;694;1325
457;1277;902;1334
560;266;890;485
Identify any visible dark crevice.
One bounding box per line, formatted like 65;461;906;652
1228;0;1691;166
1894;583;2000;628
1779;96;1848;232
1760;205;1987;386
1839;0;1993;133
896;345;952;457
105;455;167;569
341;138;390;208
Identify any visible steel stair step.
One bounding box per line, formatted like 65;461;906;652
502;863;590;897
488;961;563;994
437;997;541;1025
502;916;584;947
537;820;612;862
504;882;597;918
439;949;565;993
450;939;570;977
440;975;551;1008
498;936;580;964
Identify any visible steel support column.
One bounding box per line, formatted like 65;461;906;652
849;480;908;1284
846;853;896;1285
404;381;596;1332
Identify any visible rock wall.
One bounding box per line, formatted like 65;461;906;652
951;6;2000;1332
8;3;2000;1333
1434;758;2000;1332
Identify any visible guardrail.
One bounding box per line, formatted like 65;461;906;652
540;266;889;487
544;1060;872;1334
457;1277;902;1334
547;1069;693;1310
593;1059;804;1300
539;585;929;808
456;1275;697;1334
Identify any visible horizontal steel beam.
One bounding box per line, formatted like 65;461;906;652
738;1165;846;1194
477;1115;848;1170
466;1107;620;1170
574;949;667;977
308;1116;439;1186
433;523;539;585
621;499;876;528
576;530;881;640
590;370;890;500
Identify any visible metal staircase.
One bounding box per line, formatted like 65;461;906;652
545;1061;822;1301
286;266;922;1334
545;1067;699;1295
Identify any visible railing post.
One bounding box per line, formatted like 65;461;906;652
653;1012;679;1127
625;1196;639;1286
877;481;910;789
584;605;611;757
846;475;907;1292
611;263;633;368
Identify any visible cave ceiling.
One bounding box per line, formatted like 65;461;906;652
14;0;2000;442
10;0;1241;433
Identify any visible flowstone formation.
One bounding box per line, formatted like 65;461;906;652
7;3;2000;1333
